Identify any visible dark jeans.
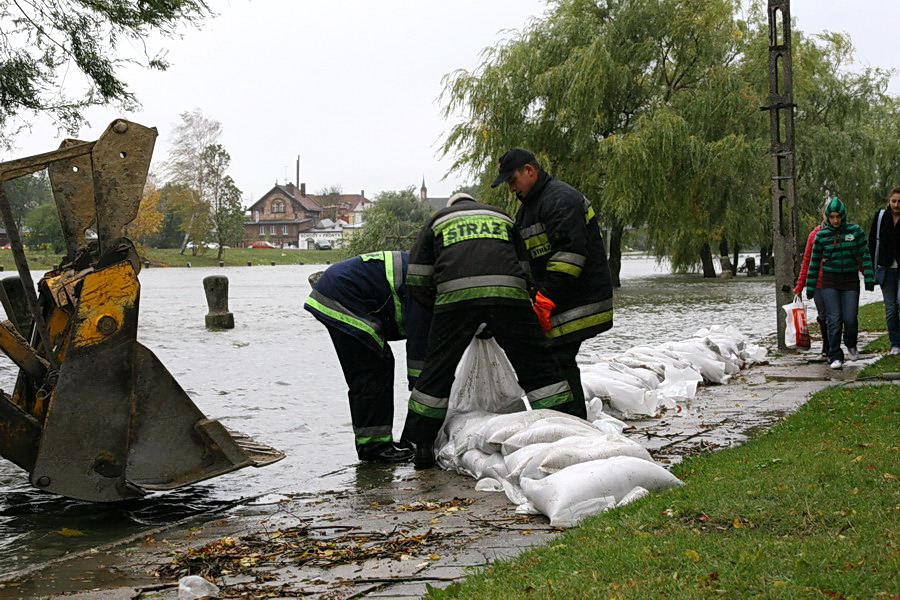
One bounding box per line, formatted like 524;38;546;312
819;287;860;362
876;266;900;348
811;289;829;356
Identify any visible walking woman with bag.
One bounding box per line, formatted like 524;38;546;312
794;200;831;358
805;197;876;369
867;186;900;355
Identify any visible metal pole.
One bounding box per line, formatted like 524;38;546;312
764;0;800;350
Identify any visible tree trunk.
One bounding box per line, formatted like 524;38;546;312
699;243;716;278
718;237;729;257
732;244;739;276
607;225;624;288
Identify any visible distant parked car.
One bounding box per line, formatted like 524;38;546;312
314;241;332;250
251;241;278;248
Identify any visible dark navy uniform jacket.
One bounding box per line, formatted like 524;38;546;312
304;251;431;386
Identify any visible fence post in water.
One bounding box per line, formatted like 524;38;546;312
203;275;235;329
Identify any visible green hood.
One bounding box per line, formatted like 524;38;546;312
824;197;846;230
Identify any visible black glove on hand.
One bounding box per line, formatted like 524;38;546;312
865;282;875;292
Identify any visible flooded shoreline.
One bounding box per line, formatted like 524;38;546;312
0;257;880;574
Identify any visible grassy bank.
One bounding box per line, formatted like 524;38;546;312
0;247;346;271
426;382;898;599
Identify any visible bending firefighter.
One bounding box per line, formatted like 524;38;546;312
401;193;581;469
304;251;430;463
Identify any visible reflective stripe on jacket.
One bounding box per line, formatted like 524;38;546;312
516;173;614;345
303;251;430;385
407;200;532;311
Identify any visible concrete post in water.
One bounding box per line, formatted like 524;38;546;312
203;275;235;329
764;0;801;350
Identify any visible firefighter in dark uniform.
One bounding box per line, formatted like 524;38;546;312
491;148;614;419
401;193;581;469
304;251;430;463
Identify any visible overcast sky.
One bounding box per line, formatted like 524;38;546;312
6;0;898;205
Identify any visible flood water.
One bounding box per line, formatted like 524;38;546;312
0;255;881;574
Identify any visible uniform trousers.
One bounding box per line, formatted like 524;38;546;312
402;303;580;447
327;328;395;454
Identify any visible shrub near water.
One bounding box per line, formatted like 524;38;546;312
427;385;898;600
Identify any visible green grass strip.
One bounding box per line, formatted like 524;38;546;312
426;383;898;600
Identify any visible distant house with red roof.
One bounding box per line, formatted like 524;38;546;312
243;182;372;248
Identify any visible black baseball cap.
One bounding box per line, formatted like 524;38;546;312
490;147;536;188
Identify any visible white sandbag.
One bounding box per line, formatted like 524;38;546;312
478;409;582;453
616;486;650;507
613;354;668;378
580;363;650;390
586;397;604;421
520;456;683;527
656;364;702;401
449;337;525;415
455;448;508;482
580;371;612;401
591;413;627;435
435;411;497;462
604;379;659;416
661;341;728;383
608;362;661;389
475;478;504;492
500;417;602;455
521;434;654;481
504;443;554;484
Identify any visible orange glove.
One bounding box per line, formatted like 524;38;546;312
532;291;556;331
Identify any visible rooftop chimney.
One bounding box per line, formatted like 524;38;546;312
300;182;306;196
361;190;365;198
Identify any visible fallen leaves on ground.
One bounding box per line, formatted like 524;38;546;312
399;497;476;511
155;523;455;580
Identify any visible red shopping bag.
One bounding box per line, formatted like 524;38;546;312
783;295;811;349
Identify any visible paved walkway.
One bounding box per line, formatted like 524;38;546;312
1;343;895;600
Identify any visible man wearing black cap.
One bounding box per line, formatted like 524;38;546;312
400;193;580;468
491;148;614;419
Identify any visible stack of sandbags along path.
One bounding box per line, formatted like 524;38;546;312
434;325;768;527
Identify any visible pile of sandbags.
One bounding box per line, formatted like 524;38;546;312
581;325;767;418
435;325;766;527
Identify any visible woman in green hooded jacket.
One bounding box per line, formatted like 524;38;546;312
805;197;875;369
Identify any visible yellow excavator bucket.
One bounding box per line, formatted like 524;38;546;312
0;120;283;502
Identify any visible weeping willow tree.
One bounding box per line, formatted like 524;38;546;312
441;0;897;280
440;0;757;283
